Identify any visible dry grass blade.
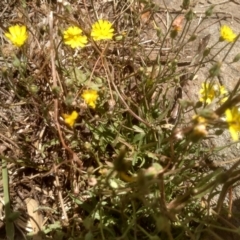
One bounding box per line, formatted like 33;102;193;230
48;10;68;223
1;156;14;239
24;198;43;240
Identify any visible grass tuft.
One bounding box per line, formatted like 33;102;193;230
1;0;240;239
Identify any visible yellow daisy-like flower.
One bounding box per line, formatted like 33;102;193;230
220;25;237;43
63;26;88;48
81;89;99;109
5;25;28;47
199;83;217;104
63;111;78;127
199;83;227;104
225;107;240;141
91;19;114;41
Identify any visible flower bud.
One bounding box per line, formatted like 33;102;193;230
209;62;221;77
185;9;195;21
170;29;178;39
205;5;214;17
189;124;208;142
232;53;240;63
28;84;39;94
181;0;190;10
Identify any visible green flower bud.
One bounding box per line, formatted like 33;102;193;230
12;57;21;67
232;53;240;63
170;29;178;39
205;5;214;17
181;0;190;10
185;9;196;21
203;48;210;57
188;34;197;42
209;62;222;77
28;84;39;94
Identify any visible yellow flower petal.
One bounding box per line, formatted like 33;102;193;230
192;115;207;124
219;85;228;103
199;82;228;104
220;25;237;42
63;26;88;48
91;19;114;41
225;107;240;141
63;111;78;127
229;126;239;141
199;83;215;104
225;108;233;122
192;124;208;140
81;89;99;109
5;25;28;47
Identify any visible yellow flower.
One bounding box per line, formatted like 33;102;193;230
192;115;207;124
199;83;217;104
91;20;114;41
192;124;208;141
220;25;237;42
199;83;227;104
63;26;88;48
81;89;98;109
225;107;240;141
219;85;228;103
63;111;78;127
5;25;28;47
172;15;184;32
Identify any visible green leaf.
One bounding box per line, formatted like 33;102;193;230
7;211;21;221
133;133;145;143
85;231;94;240
109;179;119;189
83;216;94;230
132;125;145;133
42;221;61;234
72;68;89;84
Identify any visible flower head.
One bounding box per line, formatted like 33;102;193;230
91;20;114;41
5;25;28;47
199;83;217;104
63;26;88;48
172;15;184;32
220;25;237;42
81;89;98;109
63;111;78;127
225;107;240;141
199;83;228;104
190;116;208;142
191;123;208;142
192;115;207;124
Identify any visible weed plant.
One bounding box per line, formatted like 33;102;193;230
1;0;240;239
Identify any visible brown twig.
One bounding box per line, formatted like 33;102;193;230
49;10;68;223
228;187;232;218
